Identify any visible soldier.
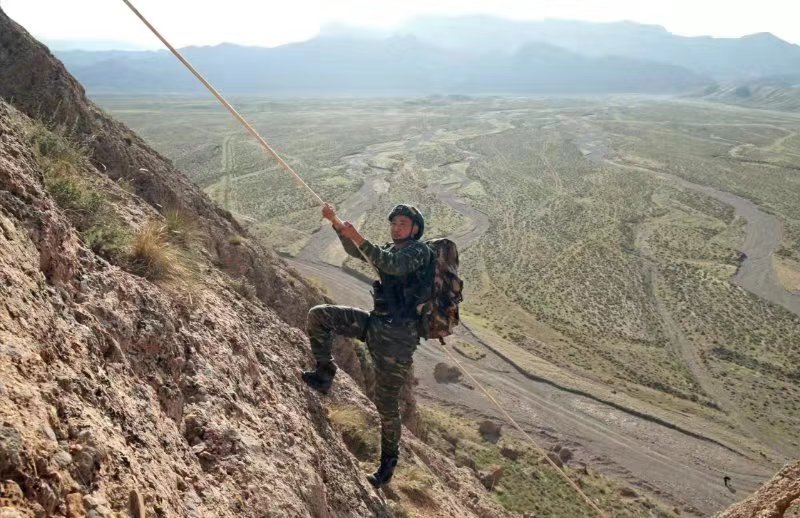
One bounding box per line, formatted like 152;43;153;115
301;202;431;488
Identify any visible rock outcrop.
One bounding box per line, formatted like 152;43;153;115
716;461;800;518
433;362;462;383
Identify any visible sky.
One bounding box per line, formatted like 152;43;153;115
3;0;800;50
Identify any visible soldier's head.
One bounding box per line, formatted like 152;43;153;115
387;204;424;242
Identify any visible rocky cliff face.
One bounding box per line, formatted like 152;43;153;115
0;8;505;518
0;78;386;518
0;8;318;329
715;461;799;518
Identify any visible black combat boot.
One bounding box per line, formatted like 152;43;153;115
366;453;398;488
301;361;337;394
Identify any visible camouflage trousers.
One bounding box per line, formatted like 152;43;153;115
307;304;419;457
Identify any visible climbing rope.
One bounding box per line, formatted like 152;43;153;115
120;1;606;514
120;0;321;205
120;0;381;275
434;339;607;517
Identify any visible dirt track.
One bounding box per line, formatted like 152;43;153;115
611;158;800;318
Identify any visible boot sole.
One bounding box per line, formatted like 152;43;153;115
301;374;332;394
367;474;393;488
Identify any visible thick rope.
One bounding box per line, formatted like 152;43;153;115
435;340;608;517
120;0;322;204
120;0;380;275
120;1;605;513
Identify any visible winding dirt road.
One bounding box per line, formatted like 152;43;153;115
611;158;800;318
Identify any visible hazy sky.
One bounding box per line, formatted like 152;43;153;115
4;0;800;49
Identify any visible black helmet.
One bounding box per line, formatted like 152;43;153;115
387;204;424;239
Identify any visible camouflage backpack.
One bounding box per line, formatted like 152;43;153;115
416;238;463;344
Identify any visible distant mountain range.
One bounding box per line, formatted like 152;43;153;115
392;17;800;81
50;16;800;96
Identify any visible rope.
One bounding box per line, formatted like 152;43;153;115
435;340;608;517
119;0;380;275
120;0;322;204
120;2;604;513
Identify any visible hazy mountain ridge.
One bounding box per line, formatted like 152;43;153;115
396;16;800;81
52;15;800;96
55;33;708;95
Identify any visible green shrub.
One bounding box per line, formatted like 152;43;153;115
45;173;104;228
31;126;87;166
84;222;130;262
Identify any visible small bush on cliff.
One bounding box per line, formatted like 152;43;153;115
394;465;436;505
30;123;88;169
28;122;197;281
29;122;132;263
84;221;130;262
129;221;180;281
45;172;103;225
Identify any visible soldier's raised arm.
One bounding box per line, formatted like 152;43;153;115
323;203;367;262
336;228;368;262
357;240;429;275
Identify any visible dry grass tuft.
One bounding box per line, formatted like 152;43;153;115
128;221;180;281
327;404;379;461
394;465;437;505
164;207;201;247
227;233;246;246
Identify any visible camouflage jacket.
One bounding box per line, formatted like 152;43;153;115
337;231;431;320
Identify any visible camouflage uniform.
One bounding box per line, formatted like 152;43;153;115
307;230;430;457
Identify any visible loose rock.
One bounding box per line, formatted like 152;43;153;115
545;452;563;468
433;363;462;384
478;466;504;490
500;446;521;461
558;447;573;464
478;420;502;443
